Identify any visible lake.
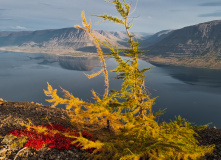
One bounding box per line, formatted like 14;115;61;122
0;51;221;128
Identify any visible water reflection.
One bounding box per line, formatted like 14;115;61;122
27;54;100;71
152;63;221;88
58;56;99;71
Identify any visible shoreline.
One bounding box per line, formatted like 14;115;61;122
1;48;221;70
141;55;221;70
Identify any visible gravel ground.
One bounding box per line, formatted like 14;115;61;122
0;99;88;160
0;98;221;160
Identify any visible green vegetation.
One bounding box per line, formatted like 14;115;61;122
44;0;214;159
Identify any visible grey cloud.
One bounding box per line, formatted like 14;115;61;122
40;3;52;6
0;8;10;19
199;2;221;6
0;8;10;10
0;8;8;13
170;9;183;12
39;2;64;10
198;11;221;17
0;18;13;20
10;26;28;30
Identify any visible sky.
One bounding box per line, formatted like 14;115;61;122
0;0;221;34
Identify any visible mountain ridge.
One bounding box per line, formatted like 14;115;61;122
142;19;221;69
0;27;134;55
0;27;148;55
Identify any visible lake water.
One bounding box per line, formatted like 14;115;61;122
1;51;221;128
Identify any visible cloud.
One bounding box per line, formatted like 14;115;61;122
199;2;221;6
0;8;12;20
198;11;221;17
147;16;153;20
170;9;183;12
0;18;13;20
10;26;28;30
40;3;52;6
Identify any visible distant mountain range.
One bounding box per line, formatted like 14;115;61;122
0;20;221;69
0;28;148;55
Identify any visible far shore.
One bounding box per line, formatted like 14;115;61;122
0;47;96;57
1;47;221;69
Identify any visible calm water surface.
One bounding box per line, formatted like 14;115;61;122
0;51;221;127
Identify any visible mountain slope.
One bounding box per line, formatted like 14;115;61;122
0;28;113;46
142;20;221;69
0;28;140;54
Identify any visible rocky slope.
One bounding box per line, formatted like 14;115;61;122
142;20;221;69
0;99;221;159
0;28;147;55
0;99;87;160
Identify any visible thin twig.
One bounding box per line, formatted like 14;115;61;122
129;0;138;15
14;147;27;160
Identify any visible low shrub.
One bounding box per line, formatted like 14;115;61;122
3;124;97;153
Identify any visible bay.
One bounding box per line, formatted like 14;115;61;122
0;51;221;128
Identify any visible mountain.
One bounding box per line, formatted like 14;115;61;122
142;20;221;69
0;28;148;55
139;30;174;48
0;28;119;54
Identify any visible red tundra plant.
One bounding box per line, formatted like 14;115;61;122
7;124;96;153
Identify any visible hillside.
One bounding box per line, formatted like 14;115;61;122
142;20;221;69
0;99;221;159
0;28;147;55
0;28;123;55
